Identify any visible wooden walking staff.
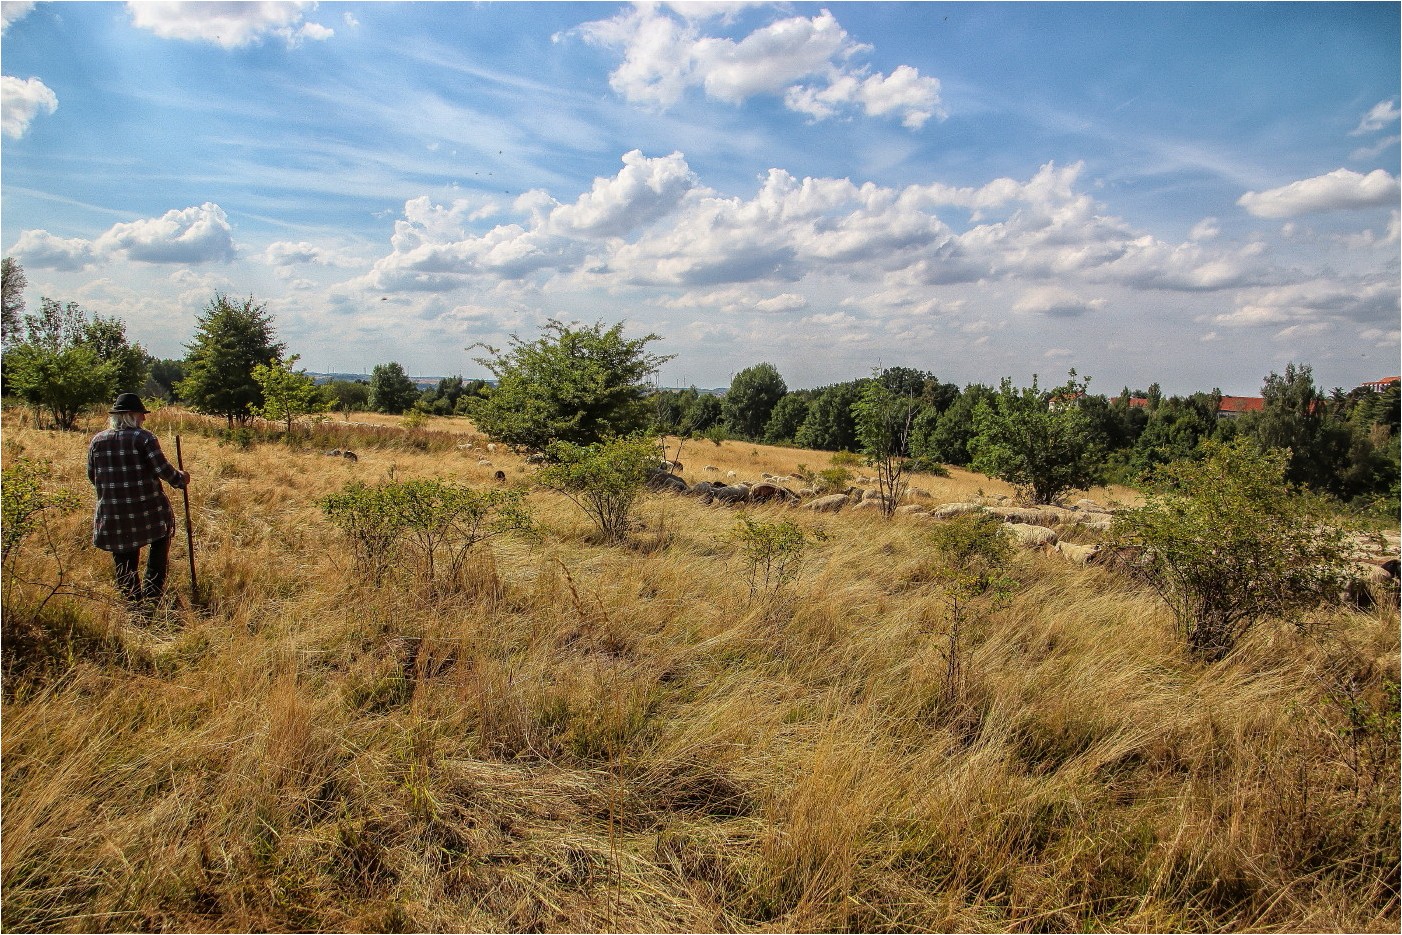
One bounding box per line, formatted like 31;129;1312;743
175;435;198;603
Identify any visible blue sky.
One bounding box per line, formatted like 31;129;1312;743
2;1;1398;394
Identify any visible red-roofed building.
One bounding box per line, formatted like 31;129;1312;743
1215;396;1264;418
1359;376;1400;393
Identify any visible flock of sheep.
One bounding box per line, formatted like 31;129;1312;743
643;462;1119;565
326;431;1400;595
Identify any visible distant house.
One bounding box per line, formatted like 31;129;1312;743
1215;396;1264;419
1115;393;1263;418
1358;376;1400;393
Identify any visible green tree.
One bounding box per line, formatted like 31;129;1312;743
2;256;27;345
795;381;862;452
853;378;920;517
323;378;371;414
178;293;284;426
4;299;150;429
145;358;186;402
536;435;662;543
685;393;724;433
368;361;419;414
1109;438;1360;661
251;354;333;434
970;372;1107;505
471;319;672;452
763;391;813;444
723;362;787;440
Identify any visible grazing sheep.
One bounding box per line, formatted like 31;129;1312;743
660;459;684;474
930;502;984;520
806;494;850;513
1053;541;1101;564
493;469;506;482
456;442;475;451
852;497;893;512
1347;560;1400;609
704;465;719;472
647;470;689;493
487;443;497;453
750;482;799;504
325;448;342;457
478;458;493;467
1004;523;1057;548
907;488;933;500
341;450;358;462
525;452;549;465
710;483;751;505
726;471;738;479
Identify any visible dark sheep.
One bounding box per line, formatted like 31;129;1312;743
342;450;358;462
749;482;799;504
493;470;507;482
646;469;689;493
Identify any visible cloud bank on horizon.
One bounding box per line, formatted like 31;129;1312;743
1;1;1398;394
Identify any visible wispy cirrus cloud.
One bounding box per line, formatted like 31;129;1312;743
1352;98;1400;135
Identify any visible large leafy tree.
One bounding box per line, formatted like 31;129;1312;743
722;362;787;440
794;381;863;452
763;391;813;444
5;299;149;429
470;319;672;452
368;361;419;414
178;294;284;426
970;372;1107;505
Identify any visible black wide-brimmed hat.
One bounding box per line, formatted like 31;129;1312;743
109;393;149;414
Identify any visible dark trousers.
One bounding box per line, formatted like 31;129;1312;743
112;535;171;603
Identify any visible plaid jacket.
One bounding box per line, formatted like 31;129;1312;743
87;427;187;552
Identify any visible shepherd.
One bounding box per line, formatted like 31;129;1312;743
87;393;191;609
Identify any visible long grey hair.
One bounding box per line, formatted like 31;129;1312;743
109;412;145;431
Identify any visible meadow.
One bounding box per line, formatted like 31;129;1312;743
2;408;1397;933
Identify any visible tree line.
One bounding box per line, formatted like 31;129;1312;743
652;360;1400;508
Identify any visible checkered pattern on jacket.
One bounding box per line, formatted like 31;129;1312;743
87;427;187;552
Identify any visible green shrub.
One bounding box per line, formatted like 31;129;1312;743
320;479;532;588
1109;438;1360;661
730;514;810;602
536;435;660;544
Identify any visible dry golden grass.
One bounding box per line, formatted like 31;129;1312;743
1;407;1395;933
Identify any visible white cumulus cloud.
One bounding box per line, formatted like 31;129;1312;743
755;292;807;313
1;75;57;138
95;203;236;263
1237;168;1400;218
1;1;35;34
1013;286;1105;318
126;1;333;49
578;6;941;128
15;203;237;268
9;229;97;271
